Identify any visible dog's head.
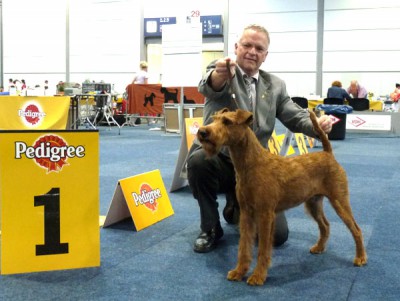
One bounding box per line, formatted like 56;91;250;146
197;108;253;156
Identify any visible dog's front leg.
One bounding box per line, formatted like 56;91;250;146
227;211;255;282
247;211;275;286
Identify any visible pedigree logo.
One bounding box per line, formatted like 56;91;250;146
15;135;85;173
349;116;366;127
189;121;200;135
132;183;162;212
18;102;46;127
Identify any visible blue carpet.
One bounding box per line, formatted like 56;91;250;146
1;123;400;301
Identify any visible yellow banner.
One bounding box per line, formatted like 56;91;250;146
0;96;70;130
268;131;281;155
295;133;309;155
268;131;295;156
0;130;100;274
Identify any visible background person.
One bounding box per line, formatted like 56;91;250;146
21;79;27;90
327;81;351;101
390;83;400;102
389;83;400;112
132;61;149;84
346;80;368;98
7;78;14;91
186;24;333;253
20;79;27;95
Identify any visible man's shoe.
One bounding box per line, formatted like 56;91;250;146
223;193;240;225
193;224;224;253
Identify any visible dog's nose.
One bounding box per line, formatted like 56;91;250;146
197;128;208;139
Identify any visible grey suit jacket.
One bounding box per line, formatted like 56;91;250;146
197;64;316;151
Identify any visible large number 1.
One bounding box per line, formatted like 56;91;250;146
34;188;69;256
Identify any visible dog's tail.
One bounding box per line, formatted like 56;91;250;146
309;110;332;153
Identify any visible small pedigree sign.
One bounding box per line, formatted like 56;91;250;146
104;169;174;231
346;114;391;131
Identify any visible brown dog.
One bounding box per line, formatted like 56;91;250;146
197;108;367;286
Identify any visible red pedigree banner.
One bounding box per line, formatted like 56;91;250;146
126;84;205;116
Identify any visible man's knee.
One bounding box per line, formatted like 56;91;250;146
274;212;289;247
187;147;216;181
187;147;207;171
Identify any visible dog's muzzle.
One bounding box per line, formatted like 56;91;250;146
197;128;209;141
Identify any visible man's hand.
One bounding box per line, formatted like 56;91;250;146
209;57;236;91
317;114;333;134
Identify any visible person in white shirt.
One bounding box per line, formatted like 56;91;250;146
132;61;149;84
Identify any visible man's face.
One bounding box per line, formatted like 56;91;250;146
234;29;269;76
350;83;357;92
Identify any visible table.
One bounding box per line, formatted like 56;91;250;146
72;94;120;133
308;99;383;111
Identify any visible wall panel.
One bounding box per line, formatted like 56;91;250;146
324;29;400;51
264;52;316;72
324;7;400;31
2;0;65;75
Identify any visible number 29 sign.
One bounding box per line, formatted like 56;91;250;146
0;130;100;274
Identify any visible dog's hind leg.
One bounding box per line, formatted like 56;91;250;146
305;195;330;254
227;210;255;282
328;195;368;266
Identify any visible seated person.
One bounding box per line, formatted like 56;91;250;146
346;80;368;98
327;81;351;101
390;83;400;102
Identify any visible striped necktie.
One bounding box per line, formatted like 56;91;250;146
244;75;255;110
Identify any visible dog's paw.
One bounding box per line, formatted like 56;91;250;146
354;255;368;266
227;269;244;282
310;244;325;254
247;273;266;286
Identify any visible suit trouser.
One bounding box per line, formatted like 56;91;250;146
186;144;289;246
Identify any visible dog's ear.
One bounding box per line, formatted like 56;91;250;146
212;108;229;119
236;109;253;125
219;108;230;114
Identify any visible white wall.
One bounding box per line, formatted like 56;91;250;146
2;0;66;91
228;0;400;98
68;0;139;93
228;0;319;97
2;0;139;94
322;1;400;97
2;0;399;97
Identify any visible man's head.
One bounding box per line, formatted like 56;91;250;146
349;80;359;94
350;80;359;89
234;24;269;77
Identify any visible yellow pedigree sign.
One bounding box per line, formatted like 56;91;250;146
103;170;174;231
0;130;100;275
185;117;203;151
0;96;70;130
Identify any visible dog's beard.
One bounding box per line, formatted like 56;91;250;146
200;140;220;157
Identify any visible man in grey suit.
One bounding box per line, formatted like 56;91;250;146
187;24;333;253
